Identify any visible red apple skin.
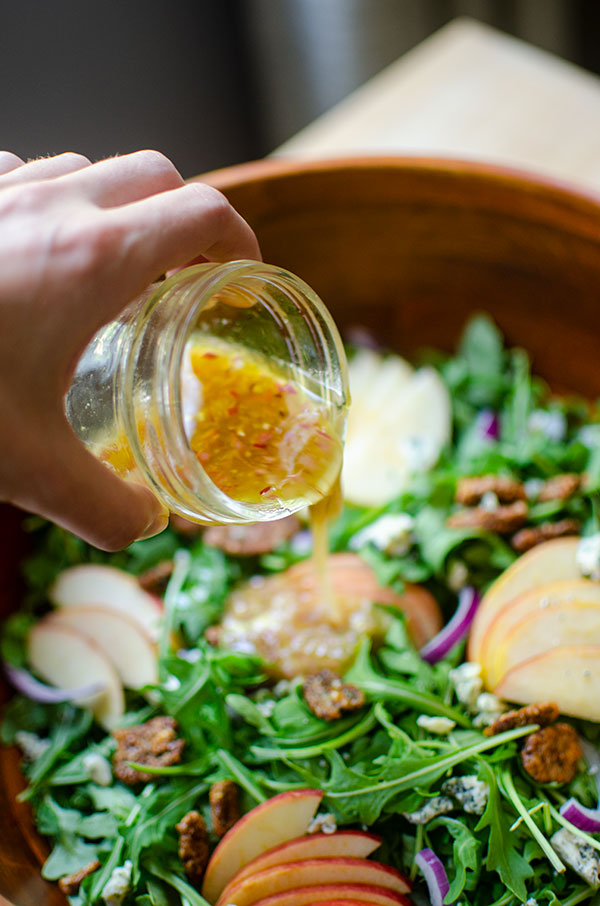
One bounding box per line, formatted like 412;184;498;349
216;858;412;906
202;789;323;903
250;885;412;906
232;830;382;885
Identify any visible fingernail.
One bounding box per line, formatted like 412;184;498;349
138;510;169;541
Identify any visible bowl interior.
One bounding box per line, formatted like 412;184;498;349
3;156;600;906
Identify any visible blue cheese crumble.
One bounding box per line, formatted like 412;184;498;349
349;513;414;556
403;795;454;824
442;776;489;815
416;714;456;735
551;828;600;887
102;860;133;906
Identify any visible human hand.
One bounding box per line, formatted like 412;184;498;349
0;150;261;550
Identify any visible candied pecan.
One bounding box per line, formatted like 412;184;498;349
511;518;581;553
204;625;220;647
484;702;559;737
58;860;101;896
455;475;526;506
521;723;582;784
112;716;185;785
176;810;210;887
537;473;581;502
447;500;528;534
203;515;301;556
210;780;240;837
137;560;174;594
303;669;365;721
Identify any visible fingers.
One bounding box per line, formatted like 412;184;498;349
60;149;185;208
14;424;169;550
109;179;261;271
0;152;91;187
0;151;24;176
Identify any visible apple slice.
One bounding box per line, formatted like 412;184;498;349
49;564;163;639
251;884;411;906
201;789;323;903
494;645;600;722
492;601;600;688
47;606;158;689
28;618;124;729
468;537;582;663
342;349;451;507
231;830;381;885
216;859;412;906
480;578;600;687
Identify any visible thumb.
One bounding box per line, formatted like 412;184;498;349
22;427;169;551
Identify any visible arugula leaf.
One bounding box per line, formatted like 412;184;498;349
475;760;533;901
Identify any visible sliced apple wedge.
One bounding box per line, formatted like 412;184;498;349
216;858;412;906
342;349;451;507
47;606;158;689
468;537;582;663
28;618;124;729
480;578;600;687
251;884;411;906
494;645;600;722
50;564;163;639
231;830;381;885
201;789;323;903
492;601;600;688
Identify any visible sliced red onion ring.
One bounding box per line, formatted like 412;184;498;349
420;586;480;664
560;797;600;833
3;662;106;704
477;409;500;441
415;847;450;906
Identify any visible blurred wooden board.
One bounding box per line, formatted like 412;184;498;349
275;18;600;193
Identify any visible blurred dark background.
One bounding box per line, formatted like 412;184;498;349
2;0;598;178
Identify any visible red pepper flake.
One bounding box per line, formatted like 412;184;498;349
260;486;274;496
203;352;218;359
253;431;272;448
227;407;239;416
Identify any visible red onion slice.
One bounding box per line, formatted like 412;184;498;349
415;847;450;906
560;797;600;833
420;586;480;664
477;409;500;441
3;662;106;704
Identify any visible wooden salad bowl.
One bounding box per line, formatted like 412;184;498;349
3;155;600;905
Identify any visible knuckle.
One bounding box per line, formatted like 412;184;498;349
0;150;24;172
133;148;182;186
55;151;91;170
189;182;232;219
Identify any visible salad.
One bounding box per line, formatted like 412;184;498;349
3;315;600;906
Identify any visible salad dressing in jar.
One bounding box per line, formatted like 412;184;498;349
66;260;348;529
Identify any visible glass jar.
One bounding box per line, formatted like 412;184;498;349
66;260;348;525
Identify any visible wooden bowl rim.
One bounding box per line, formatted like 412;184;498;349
198;154;600;238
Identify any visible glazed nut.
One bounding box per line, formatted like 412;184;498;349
58;860;101;896
210;780;240;837
455;475;526;506
484;702;559;737
112;716;185;785
521;723;582;784
303;669;365;721
537;473;581;502
447;500;528;534
511;518;581;553
137;560;174;593
176;810;210;886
